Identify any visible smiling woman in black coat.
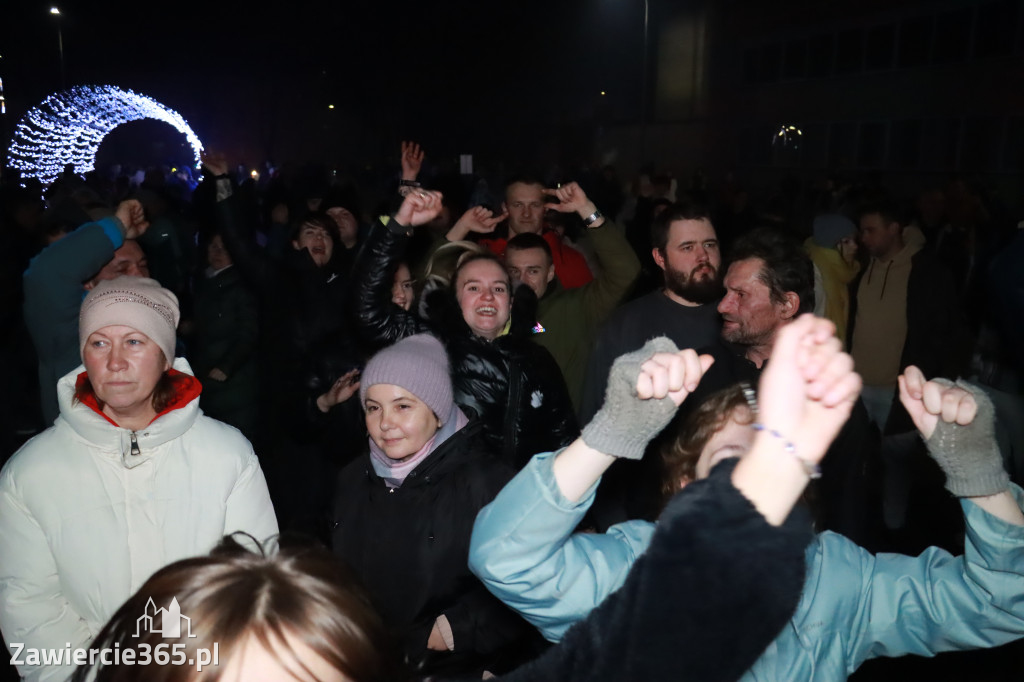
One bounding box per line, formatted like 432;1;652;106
351;191;578;471
331;334;537;677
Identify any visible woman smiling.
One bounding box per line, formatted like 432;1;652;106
332;334;537;677
352;191;578;470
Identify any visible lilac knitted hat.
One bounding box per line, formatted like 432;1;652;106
79;276;179;364
359;334;454;423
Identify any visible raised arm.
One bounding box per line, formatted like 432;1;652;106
470;340;711;639
400;140;424;184
23;199;147;296
733;314;861;525
203;152;277;287
543;181;640;321
555;340;714;502
898;366;1023;525
350;191;442;350
830;369;1024;669
499;450;811;682
496;316;856;681
445;205;508;243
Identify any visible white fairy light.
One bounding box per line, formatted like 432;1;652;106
5;84;204;185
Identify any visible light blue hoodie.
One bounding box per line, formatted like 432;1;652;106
470;450;1024;681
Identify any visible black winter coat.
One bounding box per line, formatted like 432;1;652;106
216;194;361;436
331;421;535;676
189;265;259;436
351;220;579;470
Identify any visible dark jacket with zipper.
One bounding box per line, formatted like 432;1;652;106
351;220;579;470
331;420;536;676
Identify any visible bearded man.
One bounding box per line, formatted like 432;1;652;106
580;200;724;421
577;200;725;530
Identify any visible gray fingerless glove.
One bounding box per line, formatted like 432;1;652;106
924;378;1009;497
581;337;682;460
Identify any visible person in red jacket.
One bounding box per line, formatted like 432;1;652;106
446;176;594;289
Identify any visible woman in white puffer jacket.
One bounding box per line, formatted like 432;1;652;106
0;276;278;682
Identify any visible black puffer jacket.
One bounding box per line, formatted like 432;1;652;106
352;220;579;470
331;420;537;677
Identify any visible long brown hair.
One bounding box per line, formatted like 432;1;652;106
73;536;406;682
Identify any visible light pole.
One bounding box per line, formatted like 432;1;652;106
638;0;649;166
50;7;65;89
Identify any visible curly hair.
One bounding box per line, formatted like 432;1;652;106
659;384;755;509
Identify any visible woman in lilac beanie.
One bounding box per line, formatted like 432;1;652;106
331;334;538;677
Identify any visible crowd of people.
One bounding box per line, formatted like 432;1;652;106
0;142;1023;681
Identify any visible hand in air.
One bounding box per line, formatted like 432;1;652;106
582;337;714;461
453;206;508;235
756;314;861;466
400;141;424;181
395;190;444;227
898;366;978;438
898;367;1007;497
542;181;591;214
635;348;715;407
200;151;229;177
114;199;149;239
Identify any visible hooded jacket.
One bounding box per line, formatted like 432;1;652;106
352;220;579;470
0;358;278;682
847;248;969;433
803;237;859;345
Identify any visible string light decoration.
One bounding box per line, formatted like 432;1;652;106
6;85;204;185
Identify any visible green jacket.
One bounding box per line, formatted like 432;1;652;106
534;220;640;410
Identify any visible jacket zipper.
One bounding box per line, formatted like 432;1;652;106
130;431;140;456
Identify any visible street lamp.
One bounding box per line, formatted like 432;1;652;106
50;7;65;89
639;0;649;166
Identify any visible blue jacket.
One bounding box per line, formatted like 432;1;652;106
23;217;124;424
470;450;1024;681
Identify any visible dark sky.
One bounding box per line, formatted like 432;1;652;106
0;0;650;168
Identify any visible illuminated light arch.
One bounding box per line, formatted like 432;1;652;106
6;85;204;185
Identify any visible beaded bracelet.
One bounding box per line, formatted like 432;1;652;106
751;423;821;479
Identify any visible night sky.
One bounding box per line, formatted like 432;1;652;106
0;0;651;169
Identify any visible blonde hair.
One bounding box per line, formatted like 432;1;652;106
421;240;489;290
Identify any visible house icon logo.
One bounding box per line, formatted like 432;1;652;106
133;597;197;638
